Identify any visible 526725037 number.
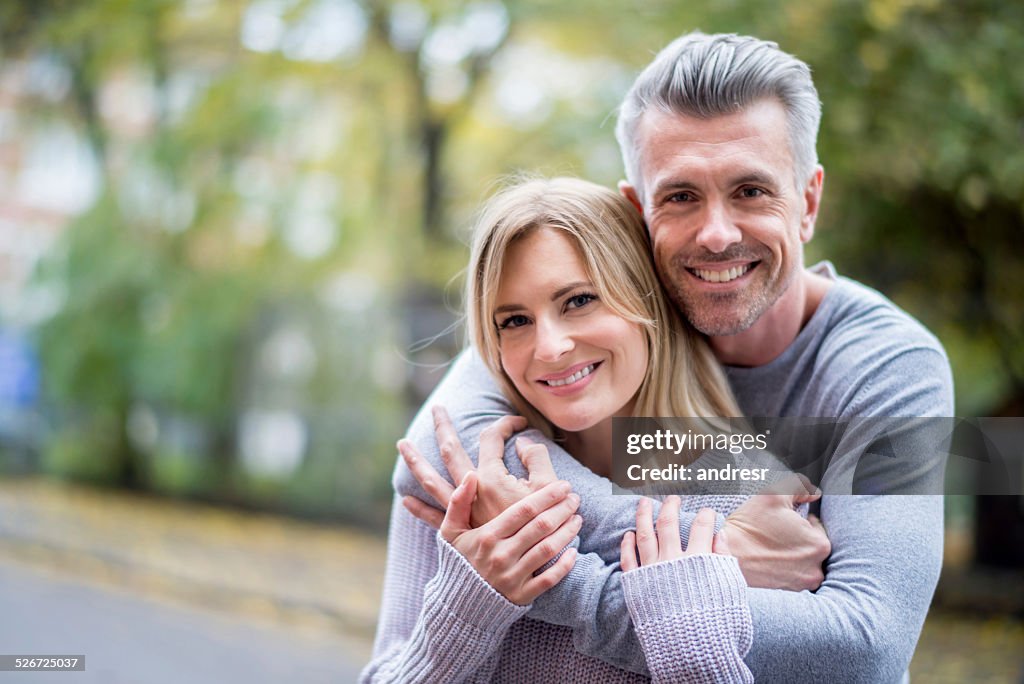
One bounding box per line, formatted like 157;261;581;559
0;655;85;671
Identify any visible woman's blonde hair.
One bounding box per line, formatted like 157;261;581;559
466;176;740;438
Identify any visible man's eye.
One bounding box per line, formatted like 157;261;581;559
740;187;765;198
566;293;597;310
667;191;695;203
497;314;529;330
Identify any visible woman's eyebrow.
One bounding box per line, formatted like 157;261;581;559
551;281;591;300
493;303;522;315
492;281;593;316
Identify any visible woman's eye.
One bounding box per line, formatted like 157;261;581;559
566;293;597;310
498;314;529;330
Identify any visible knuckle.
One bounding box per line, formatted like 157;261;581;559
535;540;556;559
491;550;512;568
533;516;555;535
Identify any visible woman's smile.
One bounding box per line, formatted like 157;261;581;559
494;228;648;435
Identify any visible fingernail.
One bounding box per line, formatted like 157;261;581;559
568;493;580;506
558;481;571;496
572;514;582;526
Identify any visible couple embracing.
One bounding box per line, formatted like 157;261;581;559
362;30;952;684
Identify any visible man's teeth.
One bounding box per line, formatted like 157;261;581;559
546;364;595;387
693;264;752;283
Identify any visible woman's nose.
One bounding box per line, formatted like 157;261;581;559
534;318;574;362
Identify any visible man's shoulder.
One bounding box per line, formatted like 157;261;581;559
820;275;947;364
811;272;953;416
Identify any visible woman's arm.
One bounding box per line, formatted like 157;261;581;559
360;482;578;683
620;499;752;684
359;497;528;683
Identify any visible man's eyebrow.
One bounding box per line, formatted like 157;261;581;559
732;171;778;187
651;172;780;199
492;281;592;316
651;179;699;198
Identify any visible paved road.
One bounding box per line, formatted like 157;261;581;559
0;561;369;683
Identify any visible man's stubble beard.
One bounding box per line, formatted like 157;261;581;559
662;256;795;337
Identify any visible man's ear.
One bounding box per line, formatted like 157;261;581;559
618;180;644;216
799;166;824;243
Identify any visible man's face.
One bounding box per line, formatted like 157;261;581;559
626;99;821;337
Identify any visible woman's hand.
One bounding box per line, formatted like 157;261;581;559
400;406;561;528
620;497;730;571
442;471;581;605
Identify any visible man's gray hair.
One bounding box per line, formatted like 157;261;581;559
615;32;822;200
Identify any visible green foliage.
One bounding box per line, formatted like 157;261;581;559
5;0;1021;524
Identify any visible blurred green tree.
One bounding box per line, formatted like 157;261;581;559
2;0;1020;524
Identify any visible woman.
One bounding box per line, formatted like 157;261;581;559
361;177;763;683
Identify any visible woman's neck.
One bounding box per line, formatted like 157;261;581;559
564;419;613;478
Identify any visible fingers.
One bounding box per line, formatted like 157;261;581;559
489;480;572;537
791;474;822;505
620;531;638;572
440;472;478;541
712;525;731;556
402;496;444;529
517;512;583;573
766;473;822;504
685;507;716;556
635;498;658;565
520;547;577;605
807;513;831;557
515;436;557;486
478;415;527;476
398;439;454;508
655;495;682;562
511;491;580;552
432;406;477;485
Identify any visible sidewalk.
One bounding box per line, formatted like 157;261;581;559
0;478;386;645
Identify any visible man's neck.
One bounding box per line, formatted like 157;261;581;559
710;269;831;368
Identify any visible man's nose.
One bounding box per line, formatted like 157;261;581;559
535;318;574;362
695;203;742;253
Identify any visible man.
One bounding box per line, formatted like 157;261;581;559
392;32;952;681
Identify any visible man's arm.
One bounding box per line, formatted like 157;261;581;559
395;349;829;676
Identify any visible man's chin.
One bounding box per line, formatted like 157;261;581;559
688;315;757;337
677;297;763;337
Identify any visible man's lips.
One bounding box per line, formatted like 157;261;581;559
685;261;760;284
537;360;602;387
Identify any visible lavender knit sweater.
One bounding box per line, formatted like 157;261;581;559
365;264;953;682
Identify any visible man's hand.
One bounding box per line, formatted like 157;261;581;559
722;476;830;590
399;406;560;528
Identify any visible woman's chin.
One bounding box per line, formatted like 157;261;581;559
551;414;602;435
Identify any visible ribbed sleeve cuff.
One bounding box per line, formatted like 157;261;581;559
427;534;531;631
621;554;746;625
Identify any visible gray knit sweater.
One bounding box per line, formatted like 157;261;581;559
367;263;953;683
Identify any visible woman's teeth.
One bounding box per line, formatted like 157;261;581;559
545;364;595;387
692;264;752;283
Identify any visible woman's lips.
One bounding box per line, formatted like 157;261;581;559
537;361;602;394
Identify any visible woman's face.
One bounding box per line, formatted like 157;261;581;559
493;227;648;434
